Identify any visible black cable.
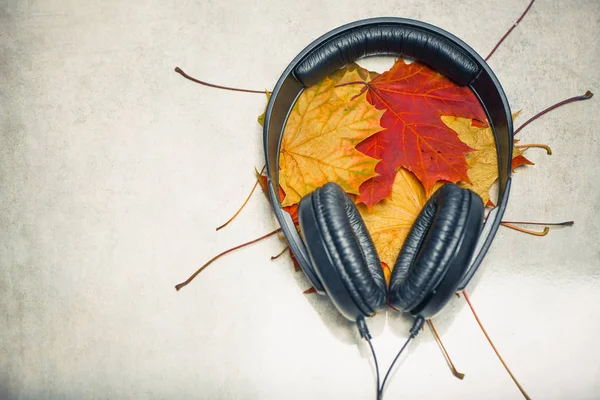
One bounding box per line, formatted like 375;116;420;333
366;336;380;400
379;336;412;397
357;317;380;400
358;316;425;400
379;316;425;399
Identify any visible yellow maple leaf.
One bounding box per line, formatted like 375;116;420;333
359;168;427;268
441;115;529;204
279;64;384;207
257;91;271;127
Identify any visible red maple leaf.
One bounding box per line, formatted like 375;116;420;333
356;59;487;208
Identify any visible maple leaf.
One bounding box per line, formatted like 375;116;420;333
512;153;534;171
507;111;534;172
355;59;487;208
441;116;532;204
257;91;271;127
256;171;298;225
279;64;384;207
358;168;427;268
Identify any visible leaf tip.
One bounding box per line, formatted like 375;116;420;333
454;371;466;380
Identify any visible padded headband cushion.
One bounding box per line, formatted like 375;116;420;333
389;184;483;312
294;24;480;87
310;183;387;315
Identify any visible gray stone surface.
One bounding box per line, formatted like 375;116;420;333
1;0;598;399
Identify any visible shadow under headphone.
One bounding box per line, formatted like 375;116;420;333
263;17;514;398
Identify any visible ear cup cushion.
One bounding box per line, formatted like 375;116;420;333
312;183;387;315
389;184;482;312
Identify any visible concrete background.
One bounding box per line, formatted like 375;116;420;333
1;0;598;399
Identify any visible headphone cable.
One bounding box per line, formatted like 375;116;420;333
358;316;425;400
366;336;380;399
357;318;380;399
379;316;424;399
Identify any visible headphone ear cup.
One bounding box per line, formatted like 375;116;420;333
389;184;483;314
299;183;387;316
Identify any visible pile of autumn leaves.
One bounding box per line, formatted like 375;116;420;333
261;60;531;281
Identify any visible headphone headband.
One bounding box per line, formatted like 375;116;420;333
263;18;513;293
294;21;480;87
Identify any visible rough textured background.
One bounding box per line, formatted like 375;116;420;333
1;0;598;399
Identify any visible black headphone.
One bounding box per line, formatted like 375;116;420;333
263;18;513;325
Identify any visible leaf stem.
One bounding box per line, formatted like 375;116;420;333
462;290;531;400
485;0;536;61
514;91;593;134
174;227;282;291
334;81;369;88
514;143;552;155
174;66;264;94
334;81;371;101
271;246;289;260
501;222;549;236
216;166;266;231
502;220;573;226
427;320;465;380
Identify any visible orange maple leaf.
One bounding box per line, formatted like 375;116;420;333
359;168;427;268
